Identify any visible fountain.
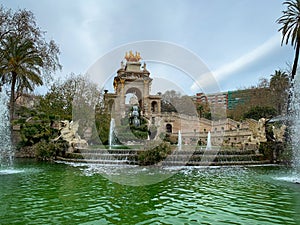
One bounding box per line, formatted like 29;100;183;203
177;130;182;150
289;74;300;182
109;118;115;149
206;131;212;150
0;90;14;168
130;105;140;127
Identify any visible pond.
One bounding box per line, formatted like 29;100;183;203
0;159;299;225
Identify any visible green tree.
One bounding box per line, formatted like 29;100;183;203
270;70;290;115
39;74;100;120
38;74;79;120
39;74;102;144
161;90;198;116
0;6;61;121
161;90;180;113
0;36;43;120
243;106;277;120
277;0;300;81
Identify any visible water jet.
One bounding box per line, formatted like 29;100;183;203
0;90;13;168
177;130;182;150
109;118;115;150
206;131;212;150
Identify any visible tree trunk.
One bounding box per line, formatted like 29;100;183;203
9;71;17;122
291;40;300;81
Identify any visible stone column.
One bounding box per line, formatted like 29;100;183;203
120;79;126;118
157;99;161;114
143;79;149;116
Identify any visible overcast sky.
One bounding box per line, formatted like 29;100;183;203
1;0;294;95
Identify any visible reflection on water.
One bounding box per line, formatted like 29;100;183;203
0;159;299;225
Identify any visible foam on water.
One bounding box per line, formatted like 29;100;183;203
0;169;25;175
274;176;300;184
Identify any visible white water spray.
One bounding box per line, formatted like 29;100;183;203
109;118;115;150
177;130;182;150
290;74;300;173
206;131;212;150
0;90;13;167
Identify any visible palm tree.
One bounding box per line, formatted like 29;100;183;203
0;36;43;121
277;0;300;81
270;70;290;114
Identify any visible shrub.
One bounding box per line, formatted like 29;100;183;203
138;142;171;166
33;140;68;161
243;106;277;120
163;133;178;145
18;122;59;148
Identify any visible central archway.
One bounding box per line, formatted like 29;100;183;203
125;87;143;108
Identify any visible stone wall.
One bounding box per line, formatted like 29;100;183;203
157;114;266;149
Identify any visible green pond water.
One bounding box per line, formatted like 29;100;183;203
0;159;300;225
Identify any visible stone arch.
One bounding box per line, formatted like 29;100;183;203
125;87;143;108
166;123;172;133
126;87;142;100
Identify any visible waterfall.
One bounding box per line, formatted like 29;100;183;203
206;131;212;150
0;90;13;167
177;130;182;150
109;118;115;149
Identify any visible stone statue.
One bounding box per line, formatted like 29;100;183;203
129;94;139;105
54;120;88;152
246;118;267;143
272;124;286;142
120;61;125;69
242;118;267;150
124;51;142;62
143;62;147;71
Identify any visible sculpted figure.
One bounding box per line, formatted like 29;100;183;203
124;51;141;62
247;118;267;143
272;124;286;142
54;120;87;151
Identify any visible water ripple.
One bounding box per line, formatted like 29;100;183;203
0;161;299;224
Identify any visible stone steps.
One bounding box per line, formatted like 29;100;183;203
163;160;271;167
165;154;263;161
57;147;269;166
73;153;137;161
56;157;135;165
76;148;142;154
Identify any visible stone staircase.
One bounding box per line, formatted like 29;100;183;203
57;146;270;166
57;148;139;165
162;147;270;166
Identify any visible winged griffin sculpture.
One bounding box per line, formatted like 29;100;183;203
54;120;88;151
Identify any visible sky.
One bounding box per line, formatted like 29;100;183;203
1;0;295;95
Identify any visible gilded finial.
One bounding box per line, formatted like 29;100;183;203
124;51;142;62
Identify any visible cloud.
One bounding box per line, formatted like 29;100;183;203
5;0;290;94
191;34;281;92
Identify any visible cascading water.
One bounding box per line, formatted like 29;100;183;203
0;90;13;168
206;131;212;150
109;118;115;149
177;130;182;150
290;74;300;181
